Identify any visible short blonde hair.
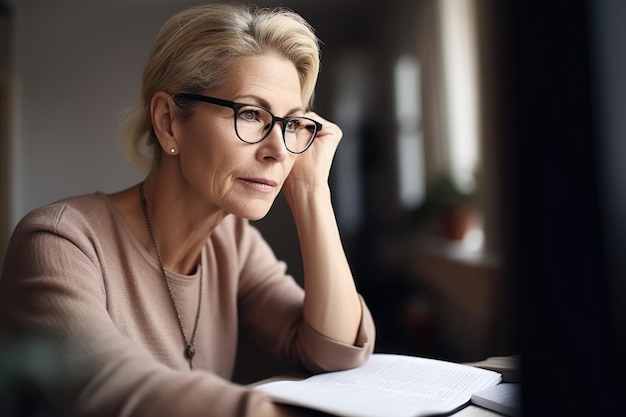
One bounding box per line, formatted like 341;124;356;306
122;3;320;169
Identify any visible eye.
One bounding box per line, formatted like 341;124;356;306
285;119;301;132
239;108;261;122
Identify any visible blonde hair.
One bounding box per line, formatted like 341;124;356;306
122;3;320;169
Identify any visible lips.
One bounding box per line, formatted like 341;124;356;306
239;177;278;193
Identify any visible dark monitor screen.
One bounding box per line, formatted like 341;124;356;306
502;0;625;415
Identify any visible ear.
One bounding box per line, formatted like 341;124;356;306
150;91;179;154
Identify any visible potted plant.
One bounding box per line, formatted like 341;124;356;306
409;175;477;240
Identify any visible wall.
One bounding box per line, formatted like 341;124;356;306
7;1;189;227
0;2;11;269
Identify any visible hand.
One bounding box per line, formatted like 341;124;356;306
283;112;343;193
254;399;312;417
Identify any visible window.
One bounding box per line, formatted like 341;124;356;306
440;0;480;195
394;55;425;209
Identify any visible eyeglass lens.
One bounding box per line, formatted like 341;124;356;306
235;105;317;153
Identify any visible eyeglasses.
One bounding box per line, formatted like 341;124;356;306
173;93;322;154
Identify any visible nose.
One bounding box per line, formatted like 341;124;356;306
256;121;288;162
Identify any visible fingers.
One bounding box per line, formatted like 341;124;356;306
306;112;342;141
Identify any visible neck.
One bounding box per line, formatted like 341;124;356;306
139;171;225;275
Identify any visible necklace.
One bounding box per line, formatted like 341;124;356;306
139;182;202;370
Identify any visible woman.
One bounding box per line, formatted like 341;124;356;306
0;3;375;417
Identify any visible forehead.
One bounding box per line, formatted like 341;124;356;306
216;54;304;110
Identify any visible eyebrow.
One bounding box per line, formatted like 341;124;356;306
236;94;304;116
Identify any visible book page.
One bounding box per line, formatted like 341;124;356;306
255;354;501;417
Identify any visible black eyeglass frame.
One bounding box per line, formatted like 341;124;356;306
173;93;322;154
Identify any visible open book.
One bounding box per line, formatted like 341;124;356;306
254;353;502;417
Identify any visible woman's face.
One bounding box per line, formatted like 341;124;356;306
174;54;304;220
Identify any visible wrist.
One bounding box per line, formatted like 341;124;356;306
282;183;331;208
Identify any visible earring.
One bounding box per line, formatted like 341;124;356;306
169;148;176;154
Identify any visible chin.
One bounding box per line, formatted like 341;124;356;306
235;202;274;221
246;213;269;221
241;213;271;222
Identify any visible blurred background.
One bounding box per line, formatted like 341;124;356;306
1;0;625;415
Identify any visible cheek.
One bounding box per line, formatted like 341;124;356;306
283;156;298;176
178;124;236;185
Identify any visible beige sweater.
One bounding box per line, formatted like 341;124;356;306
0;192;375;417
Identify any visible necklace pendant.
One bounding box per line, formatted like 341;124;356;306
185;343;196;360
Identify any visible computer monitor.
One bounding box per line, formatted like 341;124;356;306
501;0;625;414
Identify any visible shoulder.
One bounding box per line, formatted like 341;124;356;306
13;192;116;239
2;193;118;290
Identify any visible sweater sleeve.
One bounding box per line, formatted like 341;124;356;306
0;205;267;417
233;218;376;373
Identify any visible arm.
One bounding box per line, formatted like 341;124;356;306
282;113;364;346
234;214;374;374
